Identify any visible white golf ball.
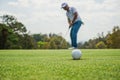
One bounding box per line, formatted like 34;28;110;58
72;49;82;60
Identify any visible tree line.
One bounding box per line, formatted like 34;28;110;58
0;15;69;49
0;15;36;49
0;15;120;49
78;26;120;49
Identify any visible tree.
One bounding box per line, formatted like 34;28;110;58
21;34;37;49
37;41;48;49
33;33;49;42
106;33;112;48
0;15;36;49
48;39;57;49
48;34;68;49
96;41;107;49
106;26;120;48
32;33;69;49
0;24;8;49
81;26;120;49
1;15;27;34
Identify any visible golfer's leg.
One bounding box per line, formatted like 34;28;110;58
72;21;82;48
72;29;77;48
70;25;77;48
74;21;81;34
70;27;74;47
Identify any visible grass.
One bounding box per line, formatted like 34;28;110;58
0;49;120;80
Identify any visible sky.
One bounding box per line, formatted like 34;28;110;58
0;0;120;42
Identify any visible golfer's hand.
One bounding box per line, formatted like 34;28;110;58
69;23;73;28
69;25;71;28
82;21;84;25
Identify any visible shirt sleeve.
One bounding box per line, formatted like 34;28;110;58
71;7;77;14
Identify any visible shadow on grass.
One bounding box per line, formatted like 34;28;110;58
68;58;88;61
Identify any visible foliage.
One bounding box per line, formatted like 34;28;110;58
0;14;120;49
33;33;69;49
106;26;120;48
79;26;120;49
1;15;27;33
96;41;107;49
0;15;36;49
0;24;8;49
0;14;69;49
37;41;48;49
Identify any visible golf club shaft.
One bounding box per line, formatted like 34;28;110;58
60;28;69;46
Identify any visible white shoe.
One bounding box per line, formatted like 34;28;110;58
68;47;76;50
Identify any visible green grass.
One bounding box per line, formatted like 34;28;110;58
0;49;120;80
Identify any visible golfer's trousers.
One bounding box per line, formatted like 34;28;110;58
70;20;82;48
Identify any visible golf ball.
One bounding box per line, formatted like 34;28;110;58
72;49;82;60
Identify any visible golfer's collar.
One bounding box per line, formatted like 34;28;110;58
67;7;71;12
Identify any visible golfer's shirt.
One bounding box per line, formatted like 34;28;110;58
66;7;81;23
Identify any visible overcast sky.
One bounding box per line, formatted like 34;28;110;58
0;0;120;42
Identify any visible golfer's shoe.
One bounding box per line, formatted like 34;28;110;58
68;47;77;50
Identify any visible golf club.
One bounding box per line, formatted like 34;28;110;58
60;28;70;47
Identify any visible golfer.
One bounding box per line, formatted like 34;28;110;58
61;3;83;49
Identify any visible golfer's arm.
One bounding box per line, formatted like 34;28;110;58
72;12;78;24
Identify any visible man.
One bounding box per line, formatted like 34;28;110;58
61;3;83;49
